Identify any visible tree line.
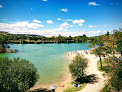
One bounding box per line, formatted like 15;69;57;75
0;32;94;43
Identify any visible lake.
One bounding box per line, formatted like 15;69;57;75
0;43;90;84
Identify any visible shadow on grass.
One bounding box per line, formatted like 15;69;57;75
75;74;99;84
29;88;51;92
100;66;111;73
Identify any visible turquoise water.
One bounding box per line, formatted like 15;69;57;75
0;43;90;84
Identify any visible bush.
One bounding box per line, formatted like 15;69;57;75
69;54;87;78
99;56;122;92
0;47;6;53
0;57;39;92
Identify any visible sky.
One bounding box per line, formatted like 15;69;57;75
0;0;122;37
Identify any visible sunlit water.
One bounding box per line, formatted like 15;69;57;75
0;43;90;84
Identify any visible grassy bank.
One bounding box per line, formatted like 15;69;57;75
63;82;87;92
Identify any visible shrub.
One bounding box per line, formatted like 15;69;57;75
0;57;39;92
69;54;87;78
0;47;6;53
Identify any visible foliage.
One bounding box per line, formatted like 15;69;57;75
69;55;87;78
0;57;39;92
116;40;122;56
98;56;122;92
0;47;6;53
0;34;8;47
88;35;105;69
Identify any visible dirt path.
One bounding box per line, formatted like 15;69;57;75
77;51;107;92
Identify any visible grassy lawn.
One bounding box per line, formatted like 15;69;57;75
63;83;87;92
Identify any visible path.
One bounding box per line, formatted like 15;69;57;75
77;51;107;92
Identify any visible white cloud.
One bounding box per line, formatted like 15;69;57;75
73;19;85;24
61;8;68;12
33;19;41;23
104;25;108;26
70;25;74;27
66;19;72;22
0;5;3;8
42;0;47;1
79;24;83;26
89;25;94;28
58;18;61;20
88;2;100;6
60;22;69;27
72;19;85;26
27;23;44;29
47;20;54;24
88;25;101;27
0;23;106;37
0;21;44;30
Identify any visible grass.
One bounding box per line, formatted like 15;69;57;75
97;60;111;74
63;83;87;92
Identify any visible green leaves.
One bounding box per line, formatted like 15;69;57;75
69;55;87;78
0;57;39;92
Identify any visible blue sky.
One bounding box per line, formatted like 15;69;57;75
0;0;122;37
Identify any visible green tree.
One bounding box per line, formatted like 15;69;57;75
88;36;105;69
0;57;39;92
56;35;62;42
67;36;72;40
0;34;8;48
109;59;122;91
69;55;87;78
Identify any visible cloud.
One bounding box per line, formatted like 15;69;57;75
58;18;61;20
88;25;101;27
60;22;69;27
47;20;54;24
0;21;44;30
88;2;100;6
27;23;44;29
61;8;68;12
104;25;108;26
0;5;3;8
72;19;85;26
79;24;83;26
89;25;94;28
0;23;106;37
70;25;74;27
42;0;47;1
66;19;72;22
33;19;41;23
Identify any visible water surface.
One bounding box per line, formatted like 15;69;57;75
0;43;90;84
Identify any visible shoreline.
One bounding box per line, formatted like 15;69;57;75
29;50;91;92
30;49;118;92
29;52;74;92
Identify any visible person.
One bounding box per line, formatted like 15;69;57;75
76;82;78;87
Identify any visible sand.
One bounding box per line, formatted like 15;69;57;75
76;50;107;92
30;50;110;92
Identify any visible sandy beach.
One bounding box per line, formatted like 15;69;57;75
30;50;108;92
76;50;107;92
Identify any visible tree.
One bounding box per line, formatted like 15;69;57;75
109;58;122;91
88;36;105;69
0;34;8;48
67;36;72;40
69;55;87;78
56;35;62;42
0;57;39;92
